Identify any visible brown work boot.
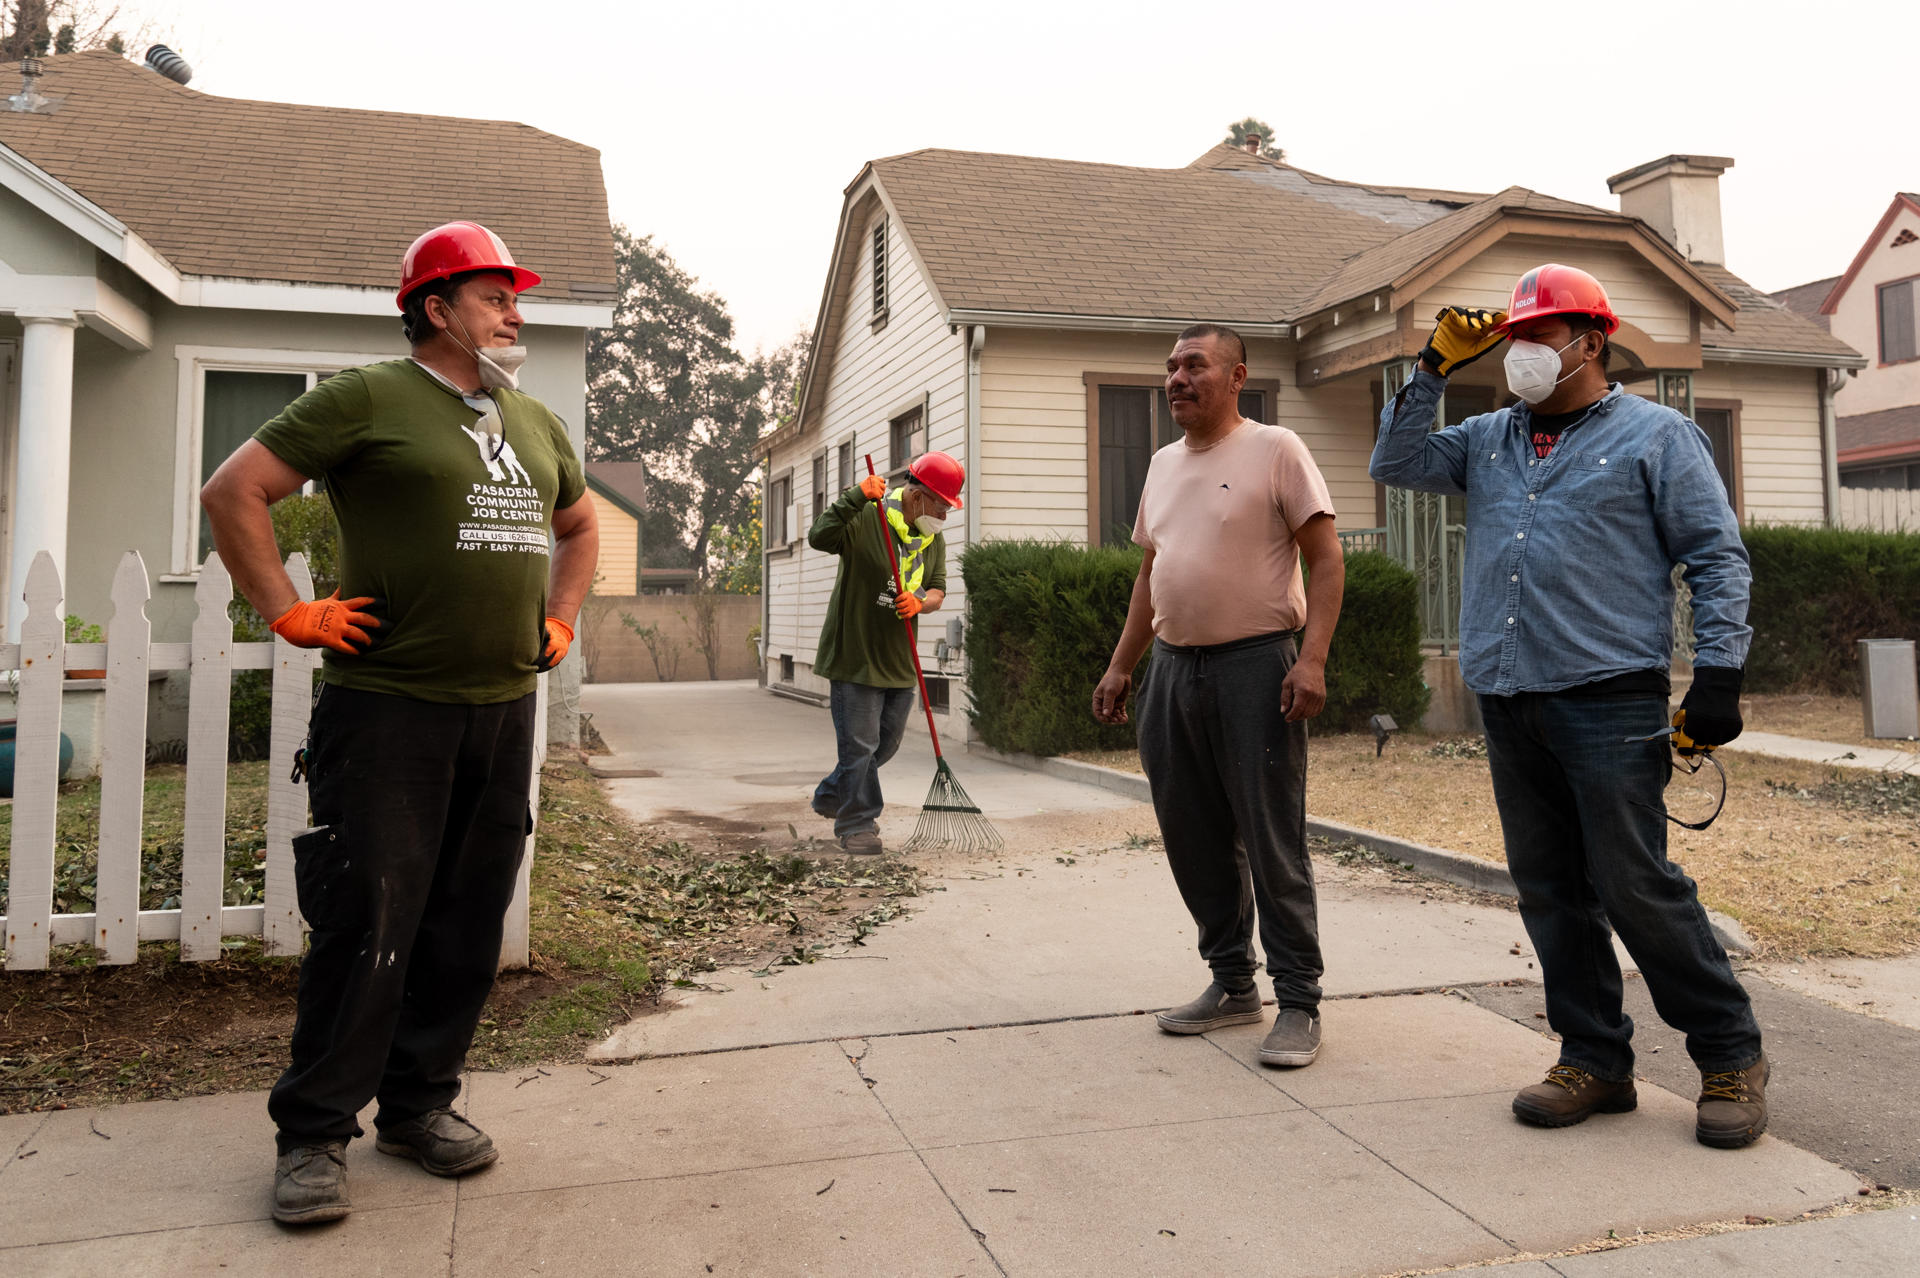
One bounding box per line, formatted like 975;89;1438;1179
1696;1055;1769;1148
272;1140;350;1225
1512;1064;1638;1128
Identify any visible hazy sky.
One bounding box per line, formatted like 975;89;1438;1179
144;0;1914;355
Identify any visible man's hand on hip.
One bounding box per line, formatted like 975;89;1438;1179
1419;306;1508;377
270;592;384;655
1092;668;1133;724
1280;657;1326;722
859;475;887;502
537;616;575;672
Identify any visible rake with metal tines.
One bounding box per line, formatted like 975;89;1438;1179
865;455;1002;855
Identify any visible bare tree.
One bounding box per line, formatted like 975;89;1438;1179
1;1;165;60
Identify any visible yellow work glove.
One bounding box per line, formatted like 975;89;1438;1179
859;475;887;502
894;592;924;620
1419;306;1508;377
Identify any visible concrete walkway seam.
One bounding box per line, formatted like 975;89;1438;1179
971;745;1756;956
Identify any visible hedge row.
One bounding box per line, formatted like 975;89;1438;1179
1742;524;1920;694
959;541;1430;756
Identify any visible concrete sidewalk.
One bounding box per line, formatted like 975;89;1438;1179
2;681;1911;1276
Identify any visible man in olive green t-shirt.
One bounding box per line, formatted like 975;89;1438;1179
200;222;598;1226
807;452;964;854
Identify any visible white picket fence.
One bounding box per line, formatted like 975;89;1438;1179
1838;486;1920;533
0;549;540;972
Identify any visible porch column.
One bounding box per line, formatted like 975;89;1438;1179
10;311;79;639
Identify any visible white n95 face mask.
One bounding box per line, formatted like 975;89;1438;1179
914;513;946;536
1504;334;1588;405
475;344;527;392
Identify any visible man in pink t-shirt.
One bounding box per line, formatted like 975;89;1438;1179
1093;324;1345;1068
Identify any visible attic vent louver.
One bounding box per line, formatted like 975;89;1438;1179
144;44;193;85
8;56;56;113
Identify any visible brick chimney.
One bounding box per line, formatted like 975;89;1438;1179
1605;155;1734;265
1241;133;1262;155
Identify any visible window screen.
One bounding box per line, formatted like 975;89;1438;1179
200;370;308;562
1879;280;1917;364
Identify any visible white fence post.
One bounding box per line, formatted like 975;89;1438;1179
181;554;235;960
4;552;64;971
264;553;317;955
94;551;152;964
498;671;546;971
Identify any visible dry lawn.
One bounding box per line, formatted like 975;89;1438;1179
1744;692;1918;753
1068;734;1920;960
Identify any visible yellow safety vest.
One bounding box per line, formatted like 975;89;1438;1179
882;487;936;596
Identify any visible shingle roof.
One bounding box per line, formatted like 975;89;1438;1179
840;146;1862;369
1694;264;1862;362
0;51;615;299
869;147;1402;322
586;461;648;512
1836;404;1920;456
1768;276;1839;330
1294;186;1619;315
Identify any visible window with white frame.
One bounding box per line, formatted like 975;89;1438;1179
174;346;389;576
811;450;828;525
768;472;793;547
888;404;926;474
837;438;854;492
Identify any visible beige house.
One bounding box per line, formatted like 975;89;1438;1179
0;50;615;738
759;144;1863;734
1775;192;1920;489
585;461;646;594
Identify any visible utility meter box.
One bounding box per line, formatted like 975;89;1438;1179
1858;639;1919;739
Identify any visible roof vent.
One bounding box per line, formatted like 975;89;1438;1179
144;44;192;85
8;56;55;114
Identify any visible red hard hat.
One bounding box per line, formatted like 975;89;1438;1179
1494;263;1619;336
908;451;965;510
397;221;541;309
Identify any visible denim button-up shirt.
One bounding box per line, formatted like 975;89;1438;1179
1369;369;1751;696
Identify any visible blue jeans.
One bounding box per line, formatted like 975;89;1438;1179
814;681;914;837
1480;692;1762;1081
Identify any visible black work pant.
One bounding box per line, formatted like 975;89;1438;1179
267;684;536;1151
1136;632;1323;1011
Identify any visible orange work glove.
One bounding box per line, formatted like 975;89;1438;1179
269;592;383;655
894;592;924;620
859;474;887;501
537;616;575;672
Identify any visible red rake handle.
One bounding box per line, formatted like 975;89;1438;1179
866;454;944;759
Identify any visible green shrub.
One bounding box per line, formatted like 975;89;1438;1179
962;540;1147;756
960;541;1432;756
1742;525;1920;694
1320;552;1431;732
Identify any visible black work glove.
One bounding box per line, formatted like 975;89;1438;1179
1677;666;1744;754
1418;306;1508;377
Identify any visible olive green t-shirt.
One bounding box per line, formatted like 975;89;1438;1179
253;359;585;704
808;486;946;688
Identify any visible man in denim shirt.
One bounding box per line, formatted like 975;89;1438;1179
1370;264;1768;1149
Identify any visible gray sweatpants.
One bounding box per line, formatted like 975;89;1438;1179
1136;631;1323;1011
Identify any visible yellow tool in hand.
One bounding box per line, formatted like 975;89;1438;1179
1625;711;1726;831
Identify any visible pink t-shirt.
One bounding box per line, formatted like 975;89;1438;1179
1131;419;1336;647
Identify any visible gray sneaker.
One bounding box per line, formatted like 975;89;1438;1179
1258;1008;1322;1067
839;830;884;856
272;1140;350;1225
375;1107;498;1177
1156;981;1263;1034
